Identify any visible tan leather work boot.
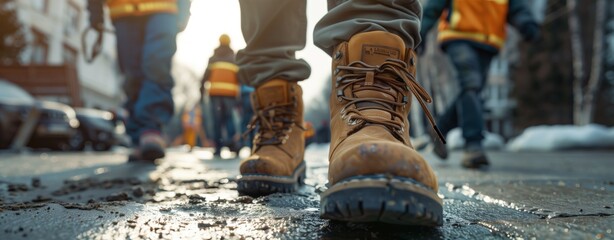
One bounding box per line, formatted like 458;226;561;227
237;79;306;197
320;31;445;226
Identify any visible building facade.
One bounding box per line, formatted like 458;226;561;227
15;0;123;110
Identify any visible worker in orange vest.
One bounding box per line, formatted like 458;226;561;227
87;0;191;162
200;34;240;157
181;103;209;151
303;121;315;146
420;0;539;168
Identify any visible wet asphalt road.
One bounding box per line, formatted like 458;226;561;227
0;145;613;240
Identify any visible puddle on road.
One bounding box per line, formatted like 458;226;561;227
446;180;614;219
441;180;614;239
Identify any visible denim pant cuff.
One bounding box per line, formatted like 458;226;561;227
465;141;484;151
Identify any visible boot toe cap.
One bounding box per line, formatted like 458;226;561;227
329;141;438;191
239;155;293;176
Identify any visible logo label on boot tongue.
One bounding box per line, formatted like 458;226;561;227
362;45;400;63
258;86;288;105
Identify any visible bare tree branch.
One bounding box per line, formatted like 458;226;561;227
567;0;585;125
582;0;607;125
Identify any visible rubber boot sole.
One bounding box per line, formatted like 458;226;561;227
237;161;306;197
320;175;443;226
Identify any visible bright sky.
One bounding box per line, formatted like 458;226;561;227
174;1;330;103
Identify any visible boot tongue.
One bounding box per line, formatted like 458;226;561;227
255;79;291;108
346;32;407;122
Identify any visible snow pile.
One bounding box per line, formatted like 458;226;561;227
446;128;506;150
305;143;330;160
507;124;614;151
305;142;330;153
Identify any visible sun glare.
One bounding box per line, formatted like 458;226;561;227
175;1;329;104
176;0;245;76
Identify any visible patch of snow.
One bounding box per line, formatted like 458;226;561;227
305;143;330;153
305;143;330;161
446;128;506;150
507;124;614;151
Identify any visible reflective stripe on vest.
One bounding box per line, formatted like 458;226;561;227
437;0;509;50
209;82;239;95
438;30;505;49
108;0;178;19
209;62;239;72
207;61;239;97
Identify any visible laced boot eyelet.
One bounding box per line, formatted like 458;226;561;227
336;90;344;102
347;118;363;126
395;126;405;135
281;136;289;144
334;51;343;60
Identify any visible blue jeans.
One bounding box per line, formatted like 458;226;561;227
113;13;178;145
240;91;254;148
438;42;495;149
210;96;237;153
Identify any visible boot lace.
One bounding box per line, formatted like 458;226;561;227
335;58;446;143
243;102;303;148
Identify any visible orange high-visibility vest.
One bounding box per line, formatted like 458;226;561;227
304;122;315;139
107;0;178;19
182;106;201;129
207;61;239;97
437;0;509;50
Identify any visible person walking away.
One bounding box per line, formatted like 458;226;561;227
201;34;240;157
239;84;255;150
87;0;191;162
420;0;539;168
236;0;444;226
303;121;315;146
181;103;205;151
315;120;330;144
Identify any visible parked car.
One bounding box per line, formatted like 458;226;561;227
69;108;130;151
0;80;79;150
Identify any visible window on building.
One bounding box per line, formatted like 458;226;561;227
63;44;78;66
31;0;49;14
64;1;81;36
31;29;48;64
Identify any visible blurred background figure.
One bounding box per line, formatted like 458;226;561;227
180;102;209;151
315;120;330;144
419;0;540;168
239;84;255;150
87;0;191;162
201;34;240;157
304;121;315;146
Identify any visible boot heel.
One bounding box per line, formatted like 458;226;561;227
320;175;443;226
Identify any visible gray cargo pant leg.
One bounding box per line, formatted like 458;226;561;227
237;0;311;86
314;0;423;55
